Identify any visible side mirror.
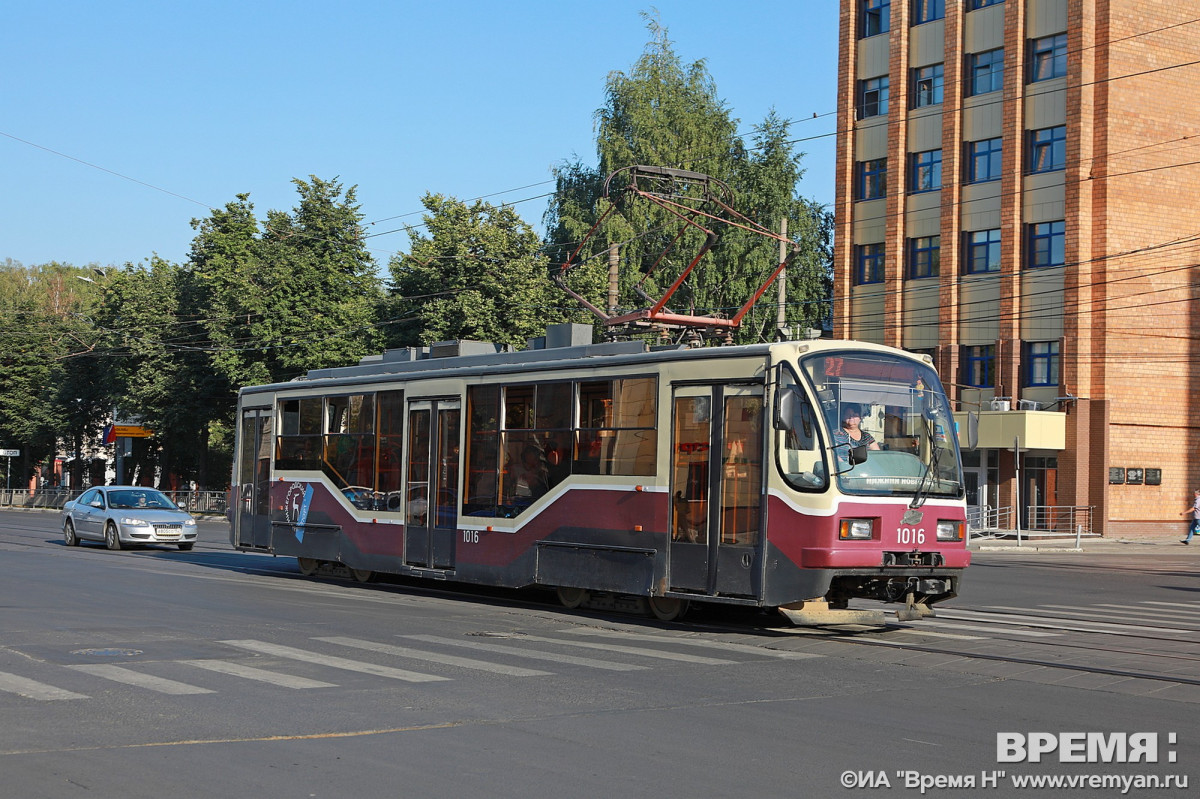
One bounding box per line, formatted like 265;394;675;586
773;386;798;431
848;444;869;465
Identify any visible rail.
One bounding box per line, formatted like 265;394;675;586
0;488;227;515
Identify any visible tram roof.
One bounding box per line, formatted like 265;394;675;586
238;324;909;397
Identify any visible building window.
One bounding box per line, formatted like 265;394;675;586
1027;221;1065;268
856;243;886;285
969;0;1003;9
912;63;944;107
913;0;944;24
857;158;888;200
862;0;890;37
966;137;1002;183
963;345;995;388
1030;34;1068;82
1029;126;1066;173
967;48;1004;96
910;149;942;193
965;229;1001;274
859;76;889;118
1025;341;1060;387
907;235;940;279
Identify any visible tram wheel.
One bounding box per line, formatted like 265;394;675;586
349;567;374;583
556;586;589;609
297;557;319;576
647;596;689;622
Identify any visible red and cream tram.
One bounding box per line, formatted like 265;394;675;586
230;324;969;624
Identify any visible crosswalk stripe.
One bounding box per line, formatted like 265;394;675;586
981;605;1200;630
315;637;552;677
65;664;214;695
219;640;450;683
0;671;88;701
918;621;1060;638
510;634;738;664
177;659;337;689
884;628;984;641
559;628;823;659
938;609;1197;637
1035;604;1200;624
400;635;647;671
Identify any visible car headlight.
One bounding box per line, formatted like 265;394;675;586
184;518;197;526
936;520;964;541
839;518;875;540
120;517;150;527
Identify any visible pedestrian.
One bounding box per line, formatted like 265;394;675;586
1180;488;1200;544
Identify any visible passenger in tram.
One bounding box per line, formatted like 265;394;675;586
511;445;549;501
832;402;880;467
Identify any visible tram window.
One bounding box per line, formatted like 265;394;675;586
465;386;500;516
376;391;405;511
276;398;322;470
298;398;321;435
323;394;376;503
505;385;535;429
776;371;827;490
535;382;572;429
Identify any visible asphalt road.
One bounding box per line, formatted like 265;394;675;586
1;509;1196;798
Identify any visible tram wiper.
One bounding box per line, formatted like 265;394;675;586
909;418;940;510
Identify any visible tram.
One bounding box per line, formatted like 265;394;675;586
229;324;969;624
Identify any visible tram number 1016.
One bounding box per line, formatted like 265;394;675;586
897;527;927;545
462;530;480;544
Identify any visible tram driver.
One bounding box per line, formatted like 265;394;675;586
832;402;880;467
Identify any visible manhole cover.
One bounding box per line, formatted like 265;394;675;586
70;648;143;657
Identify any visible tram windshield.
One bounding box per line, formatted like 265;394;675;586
776;351;962;498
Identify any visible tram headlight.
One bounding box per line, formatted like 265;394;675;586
936;520;964;541
838;518;874;540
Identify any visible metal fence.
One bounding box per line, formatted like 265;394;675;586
0;488;227;515
967;504;1095;539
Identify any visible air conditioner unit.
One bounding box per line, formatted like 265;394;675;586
990;399;1011;412
1017;399;1041;410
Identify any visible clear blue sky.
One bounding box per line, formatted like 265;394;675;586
2;1;838;270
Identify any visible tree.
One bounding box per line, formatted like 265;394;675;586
189;177;383;388
544;15;832;343
384;194;567;348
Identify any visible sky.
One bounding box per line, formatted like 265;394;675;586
2;1;839;271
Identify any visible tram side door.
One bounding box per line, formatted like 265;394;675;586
235;407;274;549
404;399;460;569
668;384;765;598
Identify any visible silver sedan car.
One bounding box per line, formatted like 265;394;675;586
62;486;198;551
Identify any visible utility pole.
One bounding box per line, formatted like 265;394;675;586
607;243;620;316
776;218;788;338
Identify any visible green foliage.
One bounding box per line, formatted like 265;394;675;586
385;194;567;348
544;15;833;343
189;177;383;387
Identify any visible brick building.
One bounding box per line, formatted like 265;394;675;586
833;0;1200;536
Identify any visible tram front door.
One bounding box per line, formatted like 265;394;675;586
668;385;764;598
404;399;460;569
234;407;273;549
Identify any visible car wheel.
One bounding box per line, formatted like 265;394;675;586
104;522;123;551
64;520;79;547
177;542;194;551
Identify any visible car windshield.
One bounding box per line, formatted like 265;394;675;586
107;490;177;510
792;350;962;498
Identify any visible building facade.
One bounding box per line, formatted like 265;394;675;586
834;0;1200;536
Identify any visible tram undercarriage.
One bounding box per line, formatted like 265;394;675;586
780;572;960;625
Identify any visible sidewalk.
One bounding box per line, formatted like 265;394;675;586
969;529;1194;553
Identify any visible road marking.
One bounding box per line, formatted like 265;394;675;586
559;628;822;659
937;609;1198;638
315;637;551;677
510;634;738;664
885;628;984;641
918;621;1060;638
981;605;1200;631
0;671;89;701
219;640;450;683
65;664;214;695
400;635;647;671
177;659;336;689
